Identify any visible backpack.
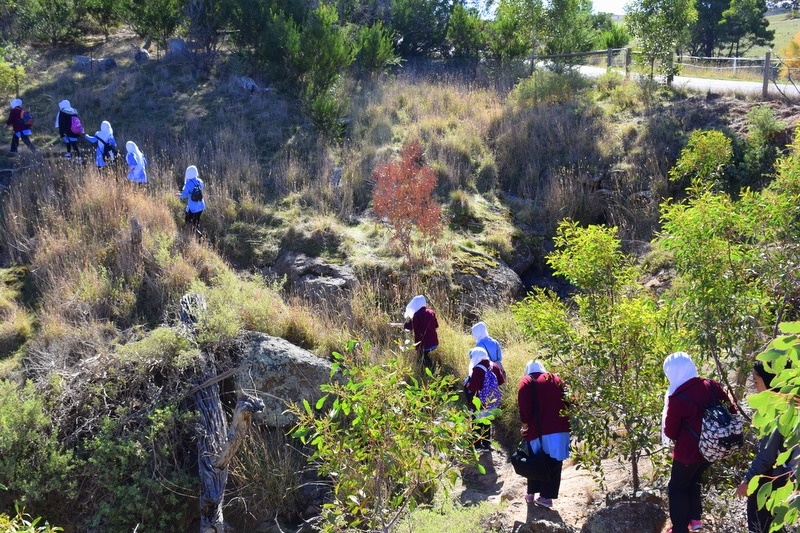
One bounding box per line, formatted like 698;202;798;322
20;110;33;128
475;363;501;418
98;137;116;160
190;181;203;202
69;115;83;135
679;380;744;462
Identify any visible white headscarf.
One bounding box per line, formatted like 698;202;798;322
471;322;488;341
404;295;427;319
525;360;547;375
58;99;76;113
126;141;145;167
468;347;490;374
661;351;699;444
184;165;199;183
10;98;21;108
97;121;113;142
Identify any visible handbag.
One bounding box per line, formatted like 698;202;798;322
510;440;551;481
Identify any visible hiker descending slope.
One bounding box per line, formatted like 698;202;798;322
125;141;147;184
54;99;83;161
84;121;118;168
179;165;205;238
471;321;505;378
6;98;36;154
465;346;505;449
402;295;439;370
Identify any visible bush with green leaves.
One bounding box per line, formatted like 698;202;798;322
0;504;62;533
513;220;672;490
0;380;75;517
668;129;733;191
355;22;401;77
291;342;486;532
746;321;800;532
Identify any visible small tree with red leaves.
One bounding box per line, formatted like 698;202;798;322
373;143;443;264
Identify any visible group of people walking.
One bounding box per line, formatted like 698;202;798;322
6;98;206;236
401;296;795;533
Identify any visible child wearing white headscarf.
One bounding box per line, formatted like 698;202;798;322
402;295;439;369
472;321;504;376
125;141;147;183
179;165;205;236
6;98;36;154
54;99;83;161
465;346;505;449
84;121;117;167
662;351;737;533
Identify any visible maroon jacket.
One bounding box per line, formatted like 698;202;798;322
518;372;571;443
664;376;738;464
466;359;506;394
6;107;27;133
404;307;439;352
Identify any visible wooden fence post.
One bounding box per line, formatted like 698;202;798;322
607;47;613;68
763;51;771;99
625;48;631;79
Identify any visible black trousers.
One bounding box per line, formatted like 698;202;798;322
526;455;563;499
185;210;202;233
10;132;35;152
668;459;710;533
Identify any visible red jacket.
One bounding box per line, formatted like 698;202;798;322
6;108;27;133
466;359;506;394
518;372;571;442
404;307;438;352
664;376;738;464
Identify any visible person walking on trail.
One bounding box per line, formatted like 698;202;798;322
179;165;205;237
125;141;147;184
6;98;36;154
464;346;505;450
54;99;84;161
84;121;118;168
662;351;738;533
402;295;439;370
518;360;571;509
471;321;504;378
735;360;799;533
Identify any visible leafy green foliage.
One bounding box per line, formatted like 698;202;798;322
746;322;800;532
626;0;698;81
446;4;485;60
513;221;671;490
372;142;443;264
355;22;401;77
389;0;451;56
0;381;75;515
735;106;786;191
28;0;85;44
290;342;484;532
124;0;185;54
0;504;63;533
86;0;122;39
668;129;733;191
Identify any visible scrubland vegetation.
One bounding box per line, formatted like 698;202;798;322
0;20;799;532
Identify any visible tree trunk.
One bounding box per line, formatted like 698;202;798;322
195;379;264;533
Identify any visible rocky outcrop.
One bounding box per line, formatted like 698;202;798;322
581;501;667;533
73;55;117;71
453;248;523;318
272;250;356;302
233;332;334;427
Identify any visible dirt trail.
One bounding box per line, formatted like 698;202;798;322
460;447;662;532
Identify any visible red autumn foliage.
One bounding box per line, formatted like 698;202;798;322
372;142;443;263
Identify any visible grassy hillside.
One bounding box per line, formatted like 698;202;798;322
1;32;799;531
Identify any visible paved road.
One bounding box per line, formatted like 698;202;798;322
578;65;800;98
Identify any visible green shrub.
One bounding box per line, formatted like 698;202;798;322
0;504;63;533
291;344;486;531
0;381;75;515
509;70;590;107
595;70;624;97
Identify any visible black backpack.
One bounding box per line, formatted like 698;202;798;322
190;181;203;202
98;138;117;160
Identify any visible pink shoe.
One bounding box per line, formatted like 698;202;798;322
525;494;536;503
690;520;703;530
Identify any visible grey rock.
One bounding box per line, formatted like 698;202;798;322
167;38;190;57
234;332;334;427
73;55;117;71
453;248;522;319
273;251;356;302
581;501;667;533
516;519;577;533
135;48;151;62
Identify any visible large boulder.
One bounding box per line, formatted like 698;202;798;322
452;248;523;318
272;250;357;302
581;501;667;533
233;332;334;427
